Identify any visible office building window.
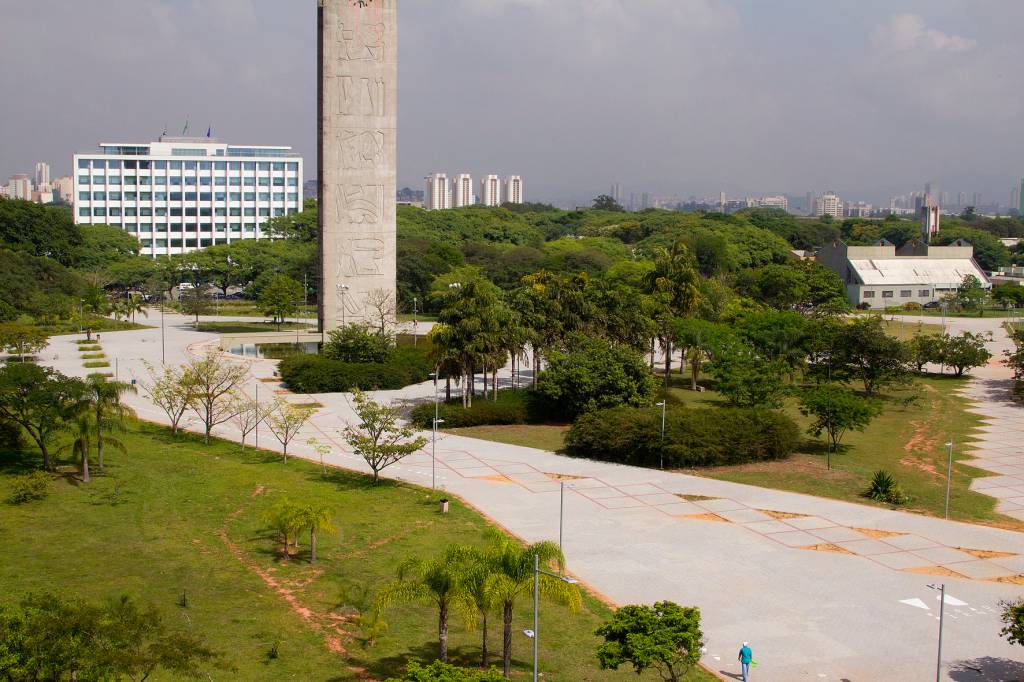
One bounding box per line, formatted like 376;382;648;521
200;207;212;217
229;192;241;201
230;207;241;216
287;192;299;201
140;207;152;217
243;162;256;171
154;192;167;201
153;176;166;186
244;192;256;201
124;192;136;201
155;207;167;216
108;160;122;169
184;177;197;186
229;162;241;171
199;192;212;201
272;177;284;186
78;207;89;217
123;160;137;170
287;162;298;172
229;177;241;186
900;290;912;298
170;176;182;186
244;208;256;217
169;192;182;201
185;161;197;171
919;290;930;297
214;161;227;170
78;159;90;169
184;192;197;201
199;176;212;186
273;192;284;201
78;175;89;184
139;191;151;201
154;161;166;170
93;159;106;169
214;177;227;186
93;207;105;217
882;291;894;298
215;207;226;217
259;192;270;201
214;192;226;201
185;207;197;217
258;162;270;171
243;177;256;186
79;191;90;201
92;175;105;184
109;191;122;201
258;177;270;187
863;291;875;298
125;207;137;217
93;191;106;200
287;177;298;186
199;161;212;170
259;207;270;216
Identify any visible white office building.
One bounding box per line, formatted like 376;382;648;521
452;173;473;208
480;174;501;207
72;137;303;257
758;195;789;211
7;174;31;200
815;191;843;218
505;175;523;204
34;162;50;188
425;173;450;210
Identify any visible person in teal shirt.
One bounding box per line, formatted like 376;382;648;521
738;642;753;681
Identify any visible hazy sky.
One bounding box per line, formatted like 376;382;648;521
2;0;1022;207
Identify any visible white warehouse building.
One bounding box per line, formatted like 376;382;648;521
73;137;303;257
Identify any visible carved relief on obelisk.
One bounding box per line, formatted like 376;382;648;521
318;0;397;331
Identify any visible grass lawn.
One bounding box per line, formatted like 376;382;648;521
878;319;944;341
195;320;316;334
853;307;1021;319
445;424;570;453
0;423;714;681
37;316;150;336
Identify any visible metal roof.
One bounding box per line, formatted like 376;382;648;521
848;258;990;287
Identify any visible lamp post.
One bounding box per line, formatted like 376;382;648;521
656;400;667;470
944;439;954;519
79;299;85;334
927;583;946;682
160;299;166;365
412;296;418;347
524;554;578;682
336;284;350;327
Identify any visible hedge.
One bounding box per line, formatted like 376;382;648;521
278;347;431;393
409;390;541;428
565;405;799;468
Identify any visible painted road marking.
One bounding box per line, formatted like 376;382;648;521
900;598;929;609
938;594;968;607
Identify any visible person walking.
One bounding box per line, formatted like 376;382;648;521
738;641;753;681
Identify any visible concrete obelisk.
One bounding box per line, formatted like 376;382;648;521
318;0;397;332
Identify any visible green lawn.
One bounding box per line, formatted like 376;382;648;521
195;320;316;334
37;316;150;336
854;307;1021;319
0;423;714;681
879;319;944;341
445;424;571;453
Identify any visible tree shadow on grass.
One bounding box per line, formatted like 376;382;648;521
947;656;1024;681
362;640;523;680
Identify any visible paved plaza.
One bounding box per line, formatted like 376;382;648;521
40;311;1024;681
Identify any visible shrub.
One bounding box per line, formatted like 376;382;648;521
864;470;908;505
279;347;431;393
80;352;106;359
0;419;25;453
386;661;505;681
409;390;540;428
903;302;922;311
8;471;51;504
83;361;111;368
565;405;800;468
322;324;392;363
77;345;101;352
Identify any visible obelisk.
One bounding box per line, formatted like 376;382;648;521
318;0;397;332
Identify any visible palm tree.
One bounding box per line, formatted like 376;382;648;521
61;411;95;483
124;293;147;323
297;504;334;564
459;547;500;668
86;378;137;472
485;531;581;678
263;498;303;560
376;546;474;663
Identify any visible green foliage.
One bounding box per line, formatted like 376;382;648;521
7;470;51;504
279;347;431;393
256;274;305;328
83;361;111;368
592;194;625;212
1007;328;1024;390
70;225;141;272
939;331;993;376
0;322;48;359
0;247;82;322
595;601;704;682
935;226;1010;271
864;470;909;505
907;334;944;372
398;205;543;248
0;591;222;680
799;385;881;452
266;198;318;242
830;317;909;395
566;405;800;468
323;324;393;363
706;340;789;408
343;391;427;484
535;335;656;421
0;198;82;266
0;364;86;469
386;661;506;681
999;599;1024;647
409;390;539;429
177;287;213;323
736;261;847;312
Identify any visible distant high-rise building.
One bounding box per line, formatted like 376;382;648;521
53;176;74;204
920;187;940;242
34;162;50;188
480;174;501;207
759;195;789;211
1012;183;1020;215
451;173;473;208
7;174;31;200
815;191;843;218
611;182;621;205
972;192;982;207
958;192;967;207
425;173;449;210
719;191;726;211
847;201;874;217
641;192;651;210
505;175;523;204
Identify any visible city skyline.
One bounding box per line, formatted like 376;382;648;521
2;1;1023;206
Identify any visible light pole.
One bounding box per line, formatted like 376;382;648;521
412;296;418;347
944;439;954;519
160;299;166;365
254;381;259;449
79;299;85;334
927;583;946;682
524;554;578;682
656;400;667;470
336;283;350;327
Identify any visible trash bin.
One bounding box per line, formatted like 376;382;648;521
439;499;449;514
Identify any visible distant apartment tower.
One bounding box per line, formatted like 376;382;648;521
815;192;843;218
73;137;303;257
759;195;789;211
611;182;621;205
1018;178;1024;214
451;173;473;208
7;174;31;200
53;176;74;204
425;173;450;210
480;174;502;206
34;162;50;187
505;175;523;204
847;201;874;218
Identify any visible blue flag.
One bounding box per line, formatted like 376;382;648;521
206;125;212;138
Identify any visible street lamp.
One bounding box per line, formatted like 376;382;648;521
336;284;350;327
430;372;443;490
944;439;954;519
79;299;85;334
523;554;578;682
927;583;946;682
412;296;418;347
656;401;667;470
160;297;166;365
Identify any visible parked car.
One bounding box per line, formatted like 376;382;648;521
923;301;941;309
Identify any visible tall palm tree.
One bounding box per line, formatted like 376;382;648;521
485;531;581;678
376;546;474;663
61;411;95;483
86;378;137;472
458;547;500;668
297;504;334;564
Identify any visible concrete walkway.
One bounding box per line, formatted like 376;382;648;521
40;311;1024;682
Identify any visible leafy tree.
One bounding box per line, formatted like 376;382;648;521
69;225;140;272
592;194;625;212
706;340;788;408
266;399;316;461
938;331;992;376
323;323;393;363
799;385;881;458
671;319;732;390
263;497;304;560
831;317;909;395
458;547;501;668
140;362;191;435
296;504;334;565
60;410;97;484
484;531;580;678
999;598;1024;647
935;227;1010;271
955;274;990;314
377;546;475;663
595;601;705;682
257;274;305;330
535;334;656;421
231;395;270;452
1007;328;1024;386
342;390;427;484
993;285;1024;307
386;661;505;682
83;376;136;472
178;286;213;326
907;333;944;372
0;364;85;469
182;354;248;444
0;322;48;361
0;198;83;266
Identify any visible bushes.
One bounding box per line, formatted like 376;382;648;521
409;390;539;428
8;471;51;504
83;361;110;368
864;470;908;505
279;347;431;393
565;405;800;468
